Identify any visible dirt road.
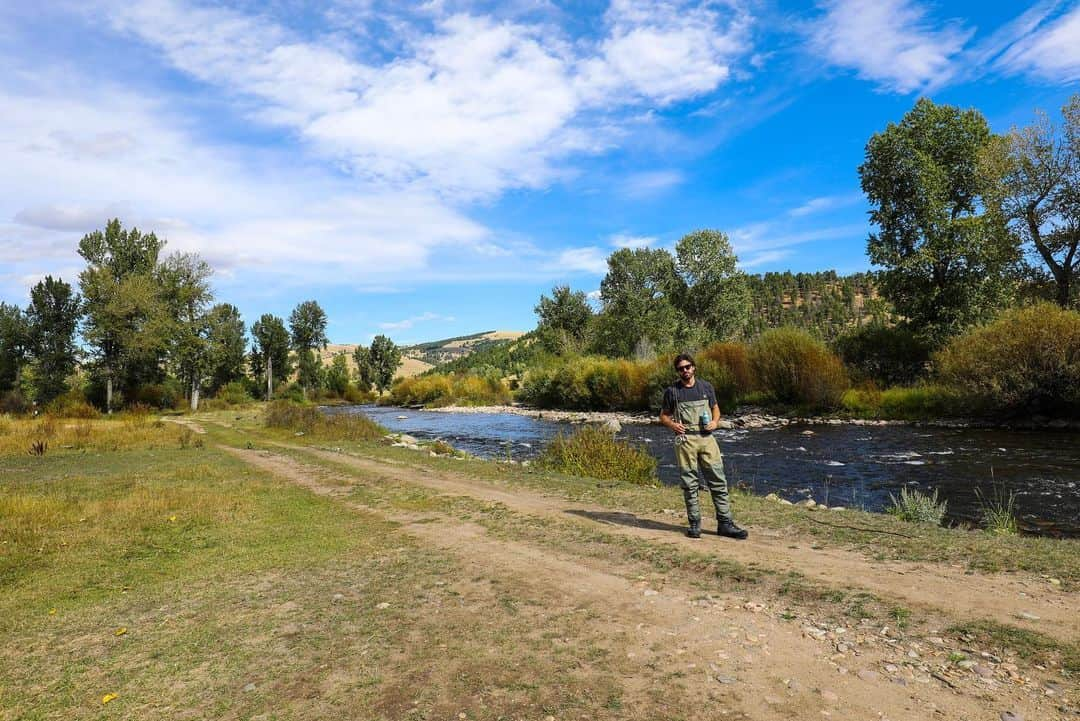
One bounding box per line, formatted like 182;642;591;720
223;442;1077;721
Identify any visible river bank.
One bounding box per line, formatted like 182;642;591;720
416;403;1080;432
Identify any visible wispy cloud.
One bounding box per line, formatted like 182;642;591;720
379;312;456;330
788;192;862;218
809;0;973;93
555;247;609;275
609;232;657;248
621;170;685;198
995;3;1080;84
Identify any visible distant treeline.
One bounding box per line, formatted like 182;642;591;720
0;220;402;414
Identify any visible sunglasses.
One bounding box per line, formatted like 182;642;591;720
676;364;693;372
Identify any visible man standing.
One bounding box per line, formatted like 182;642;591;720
659;353;748;540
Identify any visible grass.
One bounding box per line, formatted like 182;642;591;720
263;400;385;441
535;424;657;486
887;486;947;525
948;619;1080;675
0;412;187;457
975;485;1019;536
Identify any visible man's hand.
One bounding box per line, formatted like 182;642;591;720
671;421;687;435
705;420;717;431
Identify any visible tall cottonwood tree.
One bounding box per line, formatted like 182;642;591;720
289;300;328;398
672;229;751;343
369;334;401;393
250;314;291;399
534;285;593;355
983;94;1080;308
158;252;213;410
78;219;168;411
25;276;81;404
593;248;684;358
0;303;29;394
352;343;374;391
204;303;247;394
860;99;1019;345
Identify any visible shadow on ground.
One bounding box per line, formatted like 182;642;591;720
566;509;685;534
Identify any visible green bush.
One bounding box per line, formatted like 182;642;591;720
833;323;930;386
935;303;1080;417
975;486;1019;535
216;381;253;405
47;389;100;419
841;384;968;419
887;487;947;525
264;400;385;441
749;327;849;411
536;424;657;485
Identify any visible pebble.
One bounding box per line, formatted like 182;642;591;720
973;665;995;679
376;602;391;609
819;690;839;704
643;589;659;597
764;696;783;706
243;683;257;693
786;679;803;692
332;593;344;602
857;669;880;682
957;660;978;670
1000;712;1023;721
715;675;737;684
1017;612;1040;620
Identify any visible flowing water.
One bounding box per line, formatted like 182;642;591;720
331;405;1080;537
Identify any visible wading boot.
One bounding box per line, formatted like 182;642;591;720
686;520;702;539
717;519;748;540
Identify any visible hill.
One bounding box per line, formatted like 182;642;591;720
403;330;525;365
318;344;434;380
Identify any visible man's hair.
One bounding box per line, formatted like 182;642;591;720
672;353;695;369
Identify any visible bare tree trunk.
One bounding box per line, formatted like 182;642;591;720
190;378;200;412
267;356;273;400
106;375;113;415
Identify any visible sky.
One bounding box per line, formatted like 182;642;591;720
2;0;1078;344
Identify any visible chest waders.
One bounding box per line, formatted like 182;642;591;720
670;385;732;526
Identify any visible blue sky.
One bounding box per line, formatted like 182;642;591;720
2;0;1078;344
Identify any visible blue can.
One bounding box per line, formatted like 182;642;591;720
699;412;710;427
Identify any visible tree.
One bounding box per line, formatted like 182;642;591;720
860;98;1019;346
157;252;213;410
369;334;402;393
326;353;351;397
0;303;29;394
78;219;168;411
592;248;684;357
250;314;291;399
352;344;374;391
289;300;328;398
672;229;751;342
534;285;593;355
205;304;246;394
982;94;1080;308
25;276;81;404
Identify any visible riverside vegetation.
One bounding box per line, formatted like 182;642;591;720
3;405;1077;720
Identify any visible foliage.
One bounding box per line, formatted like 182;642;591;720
157;252;214;408
535;285;593;355
860;98;1020;346
215;381;253;405
520;356;651;410
887;487;947;525
25;276;81;404
672;229;751;342
204;303;247;394
982;93;1079;308
833;322;930;386
975;486;1019;536
288;300;329;351
749;328;849;410
326;353;352;397
592;247;685;358
264;400;384;441
352;344;374;391
388;372;510;407
536;424;657;486
0;303;29;393
249;314;291;398
425;331;540;380
369;334;402;393
841;384;968;420
935;303;1080;416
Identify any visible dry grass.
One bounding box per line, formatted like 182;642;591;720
0;413;187;456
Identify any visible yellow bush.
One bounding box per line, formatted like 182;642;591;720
749;327;849;411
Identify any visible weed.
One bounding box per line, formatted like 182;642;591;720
947;651;968;664
975;482;1018;536
28;439;47;456
948;619;1080;674
536;425;657;485
264;401;385;441
887;486;946;525
891;606;912;629
428;439;460;456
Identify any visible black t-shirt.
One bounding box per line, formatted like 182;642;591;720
661;379;717;435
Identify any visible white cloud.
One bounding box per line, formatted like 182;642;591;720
555;247;609;274
380;311;456;330
995;5;1080;83
609;233;657;249
810;0;973;93
741;249;791;268
621;170;685;198
788;192;862;217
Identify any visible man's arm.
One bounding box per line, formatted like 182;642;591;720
659;389;686;435
707;402;721;431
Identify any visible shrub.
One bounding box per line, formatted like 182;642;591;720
697;342;754;392
841;384;968;419
388;372;511;407
833;323;930;386
974;486;1019;535
536;424;657;485
887;487;947;525
264;400;384;441
216;381;253;406
48;389;100;419
749;327;849;411
0;391;30;415
935;303;1080;417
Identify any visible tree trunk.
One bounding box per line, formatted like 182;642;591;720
106;376;113;415
1058;272;1072;308
267;356;273;401
190;378;200;412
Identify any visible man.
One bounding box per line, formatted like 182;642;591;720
659;353;749;540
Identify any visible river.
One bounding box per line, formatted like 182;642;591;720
328;405;1080;537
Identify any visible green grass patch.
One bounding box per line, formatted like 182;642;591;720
535;424;657;486
948;619;1080;675
264;400;385;441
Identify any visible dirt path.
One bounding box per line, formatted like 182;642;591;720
222;444;1075;721
274;443;1077;641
